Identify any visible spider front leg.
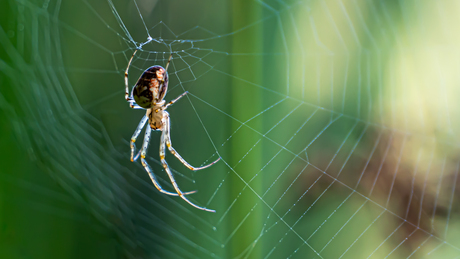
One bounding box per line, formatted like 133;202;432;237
124;49;145;109
125;49;138;102
140;126;195;197
160;112;216;212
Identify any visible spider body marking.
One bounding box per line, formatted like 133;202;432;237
146;106;165;130
132;66;168;109
124;49;220;212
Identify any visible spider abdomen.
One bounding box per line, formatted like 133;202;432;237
132;66;169;108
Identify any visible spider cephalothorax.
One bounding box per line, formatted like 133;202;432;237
124;49;220;212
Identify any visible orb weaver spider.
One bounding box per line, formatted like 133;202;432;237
124;49;220;212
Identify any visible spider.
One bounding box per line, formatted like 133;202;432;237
124;49;220;212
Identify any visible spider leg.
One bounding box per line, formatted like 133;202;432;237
157;53;173;89
128;99;144;109
140;126;196;196
164;91;188;109
160;113;216;212
164;53;173;73
130;115;148;162
125;49;138;102
164;112;220;170
124;49;147;110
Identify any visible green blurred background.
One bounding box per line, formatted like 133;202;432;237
2;0;460;258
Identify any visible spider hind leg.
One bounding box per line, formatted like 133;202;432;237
164;112;220;171
159;113;216;212
140;126;195;196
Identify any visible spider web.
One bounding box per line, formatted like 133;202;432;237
2;0;460;258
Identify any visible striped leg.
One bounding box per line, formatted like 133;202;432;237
140;126;195;196
164;91;188;109
125;49;138;101
160;114;215;212
128;101;144;109
163;111;220;171
124;49;146;109
130;115;148;162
